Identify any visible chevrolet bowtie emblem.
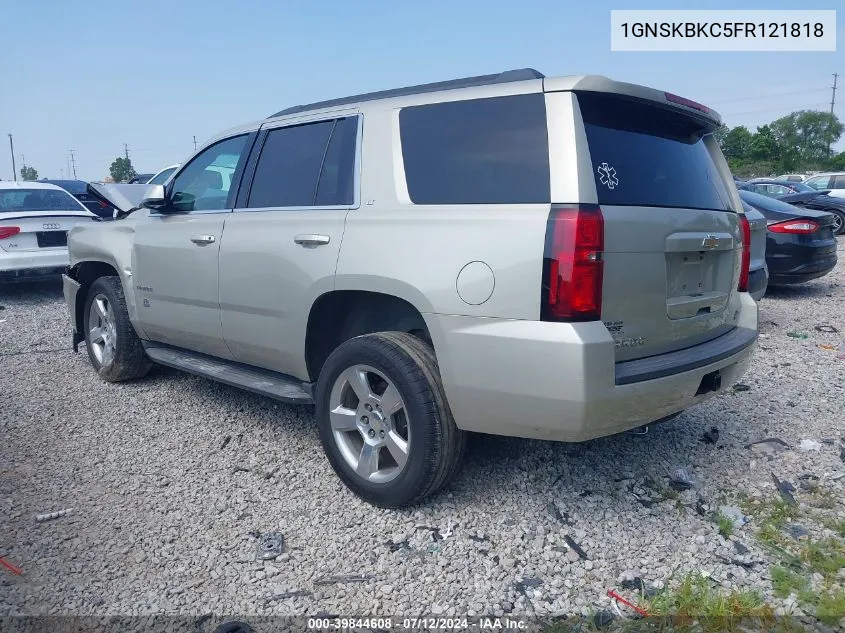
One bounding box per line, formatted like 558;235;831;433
701;235;720;249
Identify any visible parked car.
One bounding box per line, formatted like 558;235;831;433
804;172;845;198
146;164;180;186
0;181;98;282
775;174;807;182
127;174;155;184
39;179;118;219
738;190;837;286
62;68;758;507
738;179;845;235
742;203;769;301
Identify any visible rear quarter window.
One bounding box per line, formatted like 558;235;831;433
399;94;550;204
578;92;733;212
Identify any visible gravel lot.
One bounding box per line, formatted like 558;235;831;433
1;242;844;627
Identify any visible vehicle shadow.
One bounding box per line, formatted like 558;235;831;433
0;276;64;302
763;279;839;301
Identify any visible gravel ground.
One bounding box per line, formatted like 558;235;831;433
1;242;844;627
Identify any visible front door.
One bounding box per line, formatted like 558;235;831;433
131;134;251;358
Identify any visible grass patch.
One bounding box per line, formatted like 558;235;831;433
816;589;845;627
800;538;845;578
716;514;734;539
818;516;845;538
770;566;807;598
645;574;772;623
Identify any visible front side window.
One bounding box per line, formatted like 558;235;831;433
148;167;178;186
169;135;248;212
399;94;550;205
805;175;831;190
247;117;358;208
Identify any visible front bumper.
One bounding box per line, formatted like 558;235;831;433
428;293;758;442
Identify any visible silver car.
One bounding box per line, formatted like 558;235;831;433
63;68;758;507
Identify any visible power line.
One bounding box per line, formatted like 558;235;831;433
720;102;829;117
68;149;77;179
8;134;16;181
828;73;839;156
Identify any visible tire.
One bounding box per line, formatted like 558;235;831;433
826;208;845;236
83;276;151;382
315;331;465;508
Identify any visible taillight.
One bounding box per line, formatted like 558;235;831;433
768;220;819;234
541;205;604;322
738;214;751;292
0;226;21;240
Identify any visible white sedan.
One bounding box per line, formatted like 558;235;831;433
0;181;98;282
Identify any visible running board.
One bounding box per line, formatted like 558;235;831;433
143;343;313;405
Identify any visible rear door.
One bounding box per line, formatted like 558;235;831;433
573;91;743;362
218;113;359;379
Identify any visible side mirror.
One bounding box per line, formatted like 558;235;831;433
140;184;168;211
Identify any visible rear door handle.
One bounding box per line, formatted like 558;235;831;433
294;234;330;247
190;235;216;245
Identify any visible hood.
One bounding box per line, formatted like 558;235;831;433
87;182;152;213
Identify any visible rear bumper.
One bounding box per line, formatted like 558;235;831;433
767;243;837;285
768;255;837;285
428;293;758;442
747;266;768;301
0;249;69;281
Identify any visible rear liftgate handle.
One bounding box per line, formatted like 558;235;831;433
294;234;330;247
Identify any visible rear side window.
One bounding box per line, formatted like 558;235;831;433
578;92;732;212
400;94;550;204
248;117;358;208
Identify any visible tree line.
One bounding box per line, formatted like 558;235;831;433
715;110;844;178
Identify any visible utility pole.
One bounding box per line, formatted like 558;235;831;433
193;135;197;151
69;149;77;179
829;73;839;157
8;134;16;181
124;143;130;160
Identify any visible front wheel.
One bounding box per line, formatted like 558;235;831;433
315;332;465;508
83;276;151;382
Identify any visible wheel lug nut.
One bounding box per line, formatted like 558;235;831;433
379;431;385;438
365;403;373;411
362;416;369;424
368;429;375;438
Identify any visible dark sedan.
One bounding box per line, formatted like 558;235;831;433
738;190;837;285
38;179;118;220
738;179;845;235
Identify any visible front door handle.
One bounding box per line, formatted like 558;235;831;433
294;234;330;247
190;235;216;246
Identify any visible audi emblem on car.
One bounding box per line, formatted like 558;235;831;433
42;223;61;230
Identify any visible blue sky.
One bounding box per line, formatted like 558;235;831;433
0;0;842;181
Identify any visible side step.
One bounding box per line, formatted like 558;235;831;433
143;343;313;405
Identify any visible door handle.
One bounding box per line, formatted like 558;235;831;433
190;235;216;245
294;234;330;247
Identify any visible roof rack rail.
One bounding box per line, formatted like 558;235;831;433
268;68;545;118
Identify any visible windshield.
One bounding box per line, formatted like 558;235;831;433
786;182;814;193
0;188;84;212
148;166;178;186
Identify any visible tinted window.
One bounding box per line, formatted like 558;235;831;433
170;135;248;212
0;188;84;212
248;120;335;208
833;175;845;188
400;94;550;204
579;92;732;211
315;117;358;206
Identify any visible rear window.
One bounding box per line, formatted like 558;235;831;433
399;94;550;204
578;92;732;212
0;188;84;212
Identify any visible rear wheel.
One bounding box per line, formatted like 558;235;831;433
83;276;151;382
315;332;465;508
826;208;845;235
